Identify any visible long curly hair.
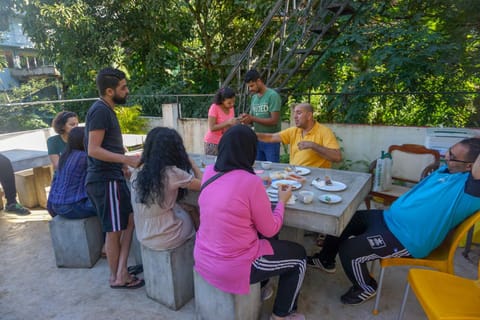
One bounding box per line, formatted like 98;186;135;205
133;127;192;206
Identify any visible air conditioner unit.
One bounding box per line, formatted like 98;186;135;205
425;128;475;156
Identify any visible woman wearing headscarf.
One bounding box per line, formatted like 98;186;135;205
194;124;307;320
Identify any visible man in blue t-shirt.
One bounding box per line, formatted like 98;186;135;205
307;137;480;305
85;67;144;290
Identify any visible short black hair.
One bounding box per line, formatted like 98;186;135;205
96;67;126;96
459;137;480;162
244;69;261;83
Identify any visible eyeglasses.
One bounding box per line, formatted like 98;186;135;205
446;148;472;164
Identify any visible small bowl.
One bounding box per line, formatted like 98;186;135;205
299;191;314;204
261;161;272;170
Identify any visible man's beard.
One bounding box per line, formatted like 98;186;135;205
113;94;127;105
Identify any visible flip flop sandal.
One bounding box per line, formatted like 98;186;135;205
127;264;143;275
110;277;145;290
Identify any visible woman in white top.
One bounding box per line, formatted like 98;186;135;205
130;127;202;250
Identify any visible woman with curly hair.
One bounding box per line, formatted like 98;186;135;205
130;127;203;250
47;111;79;169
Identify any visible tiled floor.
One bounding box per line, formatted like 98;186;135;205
0;208;478;320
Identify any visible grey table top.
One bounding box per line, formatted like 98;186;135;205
2;149;51;172
187;155;372;236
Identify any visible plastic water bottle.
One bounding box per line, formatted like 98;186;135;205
383;152;392;191
373;151;384;192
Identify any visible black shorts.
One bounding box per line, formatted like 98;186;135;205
86;180;133;232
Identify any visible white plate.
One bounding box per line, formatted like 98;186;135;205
293;167;311;176
312;180;347;192
319;194;342;204
271;179;302;190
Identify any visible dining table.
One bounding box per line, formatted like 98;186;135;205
2;149;52;208
186;154;372;242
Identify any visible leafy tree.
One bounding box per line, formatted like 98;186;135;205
20;0;272;115
7;0;480;128
300;0;480;126
0;78;58;132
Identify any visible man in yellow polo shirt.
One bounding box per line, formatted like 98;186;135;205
256;103;342;168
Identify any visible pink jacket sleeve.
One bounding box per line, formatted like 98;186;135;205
249;179;284;237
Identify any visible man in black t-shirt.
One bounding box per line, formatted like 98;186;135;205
85;67;144;289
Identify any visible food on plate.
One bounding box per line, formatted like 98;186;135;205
285;173;307;184
325;175;333;186
270;171;286;180
278;183;289;191
285;166;292;172
324;195;331;202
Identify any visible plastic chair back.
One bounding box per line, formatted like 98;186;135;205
373;210;480;315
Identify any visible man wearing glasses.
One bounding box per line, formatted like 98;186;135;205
307;137;480;306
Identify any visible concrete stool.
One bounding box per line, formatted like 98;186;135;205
141;237;195;310
49;215;103;268
129;230;143;265
14;169;38;208
194;270;262;320
0;188;4;209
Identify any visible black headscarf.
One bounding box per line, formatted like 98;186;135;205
214;124;257;174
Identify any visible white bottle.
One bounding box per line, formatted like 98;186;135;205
373;151;384;192
383;152;392;191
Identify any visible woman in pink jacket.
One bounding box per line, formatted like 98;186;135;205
194;124;307;320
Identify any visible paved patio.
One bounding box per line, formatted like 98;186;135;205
0;208;478;320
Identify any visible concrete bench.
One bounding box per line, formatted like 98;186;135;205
141;237;195;310
130;230;143;265
194;270;262;320
49;215;103;268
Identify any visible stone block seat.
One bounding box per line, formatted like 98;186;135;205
49;215;103;268
194;270;262;320
141;237;195;310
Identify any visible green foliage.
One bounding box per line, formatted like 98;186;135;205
294;0;480;127
11;0;480;129
0;79;59;133
21;0;270;103
279;143;290;164
115;105;148;134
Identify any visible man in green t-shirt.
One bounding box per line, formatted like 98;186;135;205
240;69;282;162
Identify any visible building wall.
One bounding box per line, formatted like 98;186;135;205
1;113;478;171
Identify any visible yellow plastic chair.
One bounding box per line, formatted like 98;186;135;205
372;210;480;315
397;260;480;320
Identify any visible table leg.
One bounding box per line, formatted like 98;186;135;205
33;166;52;209
279;226;305;245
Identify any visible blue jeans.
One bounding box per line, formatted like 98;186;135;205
256;141;280;162
49;198;97;219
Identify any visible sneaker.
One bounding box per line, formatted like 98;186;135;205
306;255;336;273
340;285;377;305
261;283;274;301
270;312;305;320
5;203;31;215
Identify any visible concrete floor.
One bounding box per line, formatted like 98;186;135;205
0;208;478;320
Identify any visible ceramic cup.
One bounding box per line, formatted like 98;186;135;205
261;161;272;170
299;191;314;204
